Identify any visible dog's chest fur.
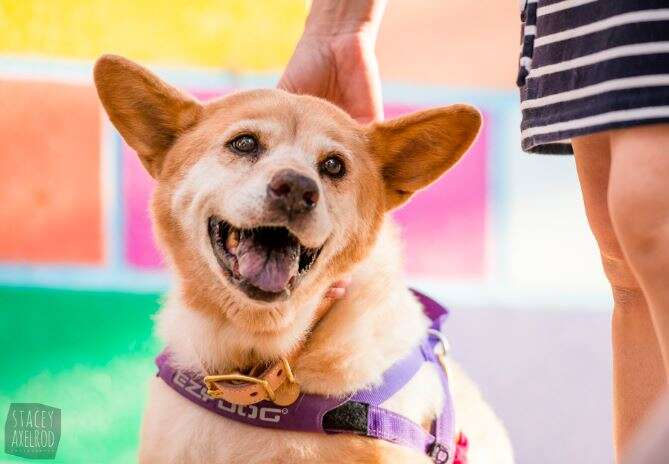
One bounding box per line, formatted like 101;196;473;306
139;221;443;463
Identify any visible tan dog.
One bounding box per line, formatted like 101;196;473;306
94;55;513;464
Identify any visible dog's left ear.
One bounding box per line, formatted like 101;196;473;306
93;54;202;178
368;105;481;210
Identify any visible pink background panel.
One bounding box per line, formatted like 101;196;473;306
123;144;160;268
124;99;488;277
387;104;487;278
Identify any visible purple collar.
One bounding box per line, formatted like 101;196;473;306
155;290;454;464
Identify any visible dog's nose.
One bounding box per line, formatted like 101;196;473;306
267;169;319;216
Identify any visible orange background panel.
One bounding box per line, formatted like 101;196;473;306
0;80;102;264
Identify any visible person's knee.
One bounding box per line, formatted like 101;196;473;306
600;249;644;308
578;194;643;305
608;125;669;266
604;258;644;308
587;221;642;307
609;178;669;267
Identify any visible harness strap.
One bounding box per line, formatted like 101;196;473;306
368;404;437;452
351;338;430;404
430;333;457;464
322;335;454;464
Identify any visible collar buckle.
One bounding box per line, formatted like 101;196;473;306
204;373;277;403
203;356;299;406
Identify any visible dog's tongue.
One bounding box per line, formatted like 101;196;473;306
236;234;299;293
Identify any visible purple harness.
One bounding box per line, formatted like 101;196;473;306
155;290;454;463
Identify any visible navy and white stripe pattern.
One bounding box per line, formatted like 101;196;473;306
518;0;669;154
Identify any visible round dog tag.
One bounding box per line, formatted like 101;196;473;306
273;381;301;406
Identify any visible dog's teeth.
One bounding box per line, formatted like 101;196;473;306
226;228;240;253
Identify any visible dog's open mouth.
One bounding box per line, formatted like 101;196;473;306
208;216;321;301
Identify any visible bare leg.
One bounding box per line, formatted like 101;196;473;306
609;123;669;370
622;391;669;464
573;133;666;460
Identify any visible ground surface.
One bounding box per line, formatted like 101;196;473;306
448;305;613;464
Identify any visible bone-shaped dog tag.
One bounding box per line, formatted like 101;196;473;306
273;381;301;406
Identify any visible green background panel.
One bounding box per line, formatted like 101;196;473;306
0;287;162;463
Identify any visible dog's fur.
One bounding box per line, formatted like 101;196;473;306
94;54;514;464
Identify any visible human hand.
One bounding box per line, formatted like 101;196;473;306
278;0;386;123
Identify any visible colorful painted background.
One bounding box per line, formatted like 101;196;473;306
0;0;307;71
0;5;493;460
0;1;609;297
1;2;614;463
0;7;495;290
0;3;493;460
0;78;489;286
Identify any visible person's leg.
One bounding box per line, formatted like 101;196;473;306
609;123;669;372
573;133;666;459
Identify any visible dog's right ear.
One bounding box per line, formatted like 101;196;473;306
93;54;202;178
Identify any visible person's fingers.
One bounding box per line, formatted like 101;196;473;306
325;276;353;299
325;287;346;299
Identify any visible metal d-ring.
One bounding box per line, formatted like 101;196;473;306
427;328;452;376
427;328;451;357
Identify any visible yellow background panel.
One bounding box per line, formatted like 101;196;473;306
0;0;307;71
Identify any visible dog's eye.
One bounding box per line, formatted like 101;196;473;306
319;156;345;179
228;134;258;154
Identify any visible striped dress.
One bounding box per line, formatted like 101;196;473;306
518;0;669;154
